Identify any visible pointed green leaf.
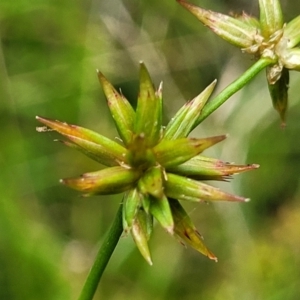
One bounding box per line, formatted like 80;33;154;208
131;209;153;265
141;193;151;214
177;0;259;48
97;71;135;146
163;80;216;140
36;116;128;167
123;188;141;230
60;166;140;196
134;62;162;146
137;208;153;241
284;15;300;49
170;199;217;261
55;140;117;165
138;166;164;199
165;173;248;202
268;67;289;126
168;155;260;178
149;195;174;234
154;135;227;168
259;0;283;38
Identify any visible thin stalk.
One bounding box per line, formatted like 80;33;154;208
194;57;275;128
78;203;123;300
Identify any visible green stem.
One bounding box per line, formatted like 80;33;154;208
194;57;274;128
78;203;123;300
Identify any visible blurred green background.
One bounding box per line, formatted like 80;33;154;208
1;0;300;299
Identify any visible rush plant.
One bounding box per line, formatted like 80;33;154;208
36;0;300;299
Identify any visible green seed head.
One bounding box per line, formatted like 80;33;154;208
36;62;258;264
177;0;300;123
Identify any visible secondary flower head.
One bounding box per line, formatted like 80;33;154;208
36;62;258;265
178;0;300;125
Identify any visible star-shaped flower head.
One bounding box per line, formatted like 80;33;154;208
36;62;259;265
178;0;300;125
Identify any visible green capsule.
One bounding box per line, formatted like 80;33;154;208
163;80;216;140
55;140;118;166
134;62;162;147
60;166;141;196
131;209;153;265
123;189;141;230
165;173;248;202
98;71;135;146
154;135;226;168
141;193;151;214
168;155;259;179
149;195;174;234
36;116;128;167
259;0;283;38
170;199;217;261
138;208;153;241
